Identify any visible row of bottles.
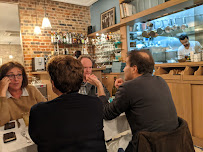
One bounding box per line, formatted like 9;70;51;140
51;32;89;45
93;32;121;45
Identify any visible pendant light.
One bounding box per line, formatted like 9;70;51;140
34;2;41;35
9;42;13;59
42;0;52;29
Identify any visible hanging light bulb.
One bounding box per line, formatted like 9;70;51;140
34;26;41;35
42;0;51;28
42;17;51;28
34;2;41;35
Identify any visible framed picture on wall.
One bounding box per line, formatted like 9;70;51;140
101;7;115;30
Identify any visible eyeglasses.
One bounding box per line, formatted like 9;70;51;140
6;74;23;79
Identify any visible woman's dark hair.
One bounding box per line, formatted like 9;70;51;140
0;61;28;88
179;34;189;41
128;49;154;74
47;55;83;93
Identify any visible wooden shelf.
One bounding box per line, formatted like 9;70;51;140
88;0;192;38
155;62;203;81
120;0;190;24
31;71;48;75
158;74;181;80
88;22;126;38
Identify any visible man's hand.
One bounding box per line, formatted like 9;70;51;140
86;74;101;87
115;78;124;89
86;74;105;96
0;77;11;97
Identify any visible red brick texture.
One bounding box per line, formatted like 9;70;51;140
0;0;91;79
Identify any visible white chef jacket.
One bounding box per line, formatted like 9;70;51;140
178;41;202;59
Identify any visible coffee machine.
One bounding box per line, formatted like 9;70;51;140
32;57;45;71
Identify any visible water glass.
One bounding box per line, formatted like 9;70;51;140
78;86;87;95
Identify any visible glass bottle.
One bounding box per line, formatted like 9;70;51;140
81;34;85;44
55;32;58;44
106;33;109;41
57;32;60;44
112;77;117;96
59;32;63;44
66;32;69;44
77;33;81;44
63;33;66;44
51;32;54;43
69;32;72;44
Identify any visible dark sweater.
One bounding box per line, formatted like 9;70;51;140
136;117;195;152
29;92;107;152
99;73;179;150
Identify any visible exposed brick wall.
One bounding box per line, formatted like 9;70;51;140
0;0;91;79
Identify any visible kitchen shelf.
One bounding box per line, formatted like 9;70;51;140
52;43;84;46
88;0;192;38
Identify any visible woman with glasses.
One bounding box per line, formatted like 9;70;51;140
0;61;46;126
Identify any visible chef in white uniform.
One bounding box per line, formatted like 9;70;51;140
178;34;202;59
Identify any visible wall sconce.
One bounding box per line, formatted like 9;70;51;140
42;0;51;29
34;2;41;35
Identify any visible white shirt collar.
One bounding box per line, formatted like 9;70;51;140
6;88;29;99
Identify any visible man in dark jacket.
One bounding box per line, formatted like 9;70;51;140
29;55;106;152
87;49;179;152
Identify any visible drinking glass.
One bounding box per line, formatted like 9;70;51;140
22;112;30;126
78;85;87;95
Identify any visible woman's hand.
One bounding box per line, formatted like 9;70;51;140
0;77;11;97
115;78;124;89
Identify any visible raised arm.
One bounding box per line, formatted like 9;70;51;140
0;77;11;126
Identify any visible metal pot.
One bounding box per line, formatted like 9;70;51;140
172;18;180;31
149;21;158;37
142;30;149;38
157;20;164;35
142;23;149;38
165;19;172;33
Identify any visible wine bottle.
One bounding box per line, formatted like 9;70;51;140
112;77;117;96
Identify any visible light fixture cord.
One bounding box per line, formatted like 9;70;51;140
35;2;37;25
9;42;11;54
44;0;47;17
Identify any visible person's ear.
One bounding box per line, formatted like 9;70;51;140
51;80;55;88
132;65;138;74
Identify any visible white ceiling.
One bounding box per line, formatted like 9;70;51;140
51;0;98;6
0;0;98;44
0;3;20;45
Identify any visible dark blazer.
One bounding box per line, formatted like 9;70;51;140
99;73;179;151
29;92;107;152
136;117;195;152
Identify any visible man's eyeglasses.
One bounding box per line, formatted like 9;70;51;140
6;74;23;79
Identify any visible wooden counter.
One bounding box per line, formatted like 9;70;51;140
31;68;105;101
154;61;203;147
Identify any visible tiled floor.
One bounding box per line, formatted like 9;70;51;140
195;146;203;152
